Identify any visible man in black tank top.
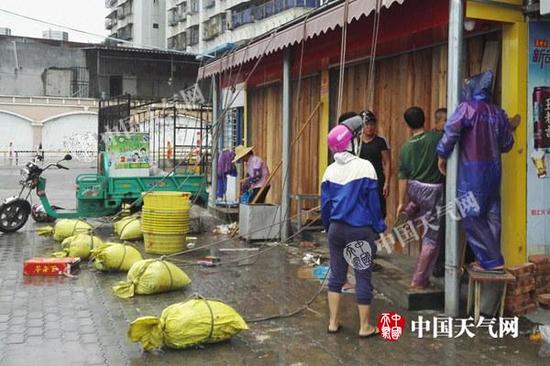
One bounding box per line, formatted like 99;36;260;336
359;111;391;218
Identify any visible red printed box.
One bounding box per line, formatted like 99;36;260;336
24;257;80;276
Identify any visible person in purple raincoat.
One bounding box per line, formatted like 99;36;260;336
436;71;520;273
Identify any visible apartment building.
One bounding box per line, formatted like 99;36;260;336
166;0;322;55
105;0;167;48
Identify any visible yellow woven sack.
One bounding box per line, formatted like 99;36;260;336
53;234;102;260
112;259;191;298
128;297;248;351
37;219;92;242
91;243;143;272
114;215;142;241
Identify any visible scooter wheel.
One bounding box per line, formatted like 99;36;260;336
0;200;31;233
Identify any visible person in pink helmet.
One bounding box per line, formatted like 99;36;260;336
321;114;385;338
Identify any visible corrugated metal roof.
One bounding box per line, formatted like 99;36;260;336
82;45;196;58
198;0;405;79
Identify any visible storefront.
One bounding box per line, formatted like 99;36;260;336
200;0;532;262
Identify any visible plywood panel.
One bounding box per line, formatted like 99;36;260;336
247;77;320;215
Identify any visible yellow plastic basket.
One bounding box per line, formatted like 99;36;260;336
142;192;191;210
143;233;187;254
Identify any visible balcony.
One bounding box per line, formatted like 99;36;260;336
253;0;319;21
226;0;252;10
203;0;215;9
117;5;132;20
168;31;187;50
105;0;117;8
118;24;133;41
169;11;179;26
105;17;117;29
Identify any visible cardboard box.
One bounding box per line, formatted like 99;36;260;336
24;257;80;276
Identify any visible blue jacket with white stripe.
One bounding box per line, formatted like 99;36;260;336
321;152;386;233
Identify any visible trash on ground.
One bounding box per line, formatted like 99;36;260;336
91;243;143;272
312;265;329;280
112;259;191;298
302;253;320;266
37;219;93;241
219;248;260;252
297;267;315;280
128;297;248;351
196;256;220;267
52;234;103;260
114;214;142;241
213;222;238;235
24;257;80;276
539;325;550;358
299;241;320;249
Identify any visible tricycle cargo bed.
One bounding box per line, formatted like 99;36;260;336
108;175;208;204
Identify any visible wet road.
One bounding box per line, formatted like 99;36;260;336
0;161;546;365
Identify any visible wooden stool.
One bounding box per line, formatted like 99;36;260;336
466;266;515;323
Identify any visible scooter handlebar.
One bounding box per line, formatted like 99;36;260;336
56;164;69;170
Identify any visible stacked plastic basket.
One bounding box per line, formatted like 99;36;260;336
142;192;191;254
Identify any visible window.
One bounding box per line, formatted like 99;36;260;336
109;75;123;97
153;23;159;29
187;25;199;46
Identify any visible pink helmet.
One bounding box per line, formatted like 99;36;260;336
327;124;354;153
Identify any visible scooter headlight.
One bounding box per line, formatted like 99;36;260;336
20;168;29;177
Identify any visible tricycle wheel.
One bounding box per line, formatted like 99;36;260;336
0;200;31;233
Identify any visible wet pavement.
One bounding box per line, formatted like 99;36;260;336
0;160;548;365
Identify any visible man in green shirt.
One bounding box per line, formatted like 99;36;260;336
397;107;445;289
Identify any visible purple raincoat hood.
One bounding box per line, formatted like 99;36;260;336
461;71;494;103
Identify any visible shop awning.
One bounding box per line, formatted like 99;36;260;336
198;0;405;79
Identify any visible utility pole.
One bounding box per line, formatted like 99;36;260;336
281;48;291;242
445;0;464;317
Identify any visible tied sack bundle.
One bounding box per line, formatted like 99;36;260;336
91;243;143;272
128;297;248;351
53;234;102;260
112;259;191;298
114;214;142;241
37;219;92;242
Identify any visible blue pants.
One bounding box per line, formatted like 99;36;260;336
327;221;378;305
463;196;504;269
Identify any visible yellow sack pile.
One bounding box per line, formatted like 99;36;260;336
53;234;102;260
37;219;92;242
112;259;191;298
128;297;248;351
91;243;143;272
114;214;142;241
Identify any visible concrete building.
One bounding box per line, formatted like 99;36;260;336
0;35;201;156
105;0;167;48
166;0;322;55
0;35;89;98
42;30;69;41
84;46;201;99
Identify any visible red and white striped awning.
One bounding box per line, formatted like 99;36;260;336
198;0;405;79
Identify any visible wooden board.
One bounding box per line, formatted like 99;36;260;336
246;76;321;214
245;32;502;255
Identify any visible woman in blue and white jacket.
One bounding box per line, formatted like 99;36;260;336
321;115;386;338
